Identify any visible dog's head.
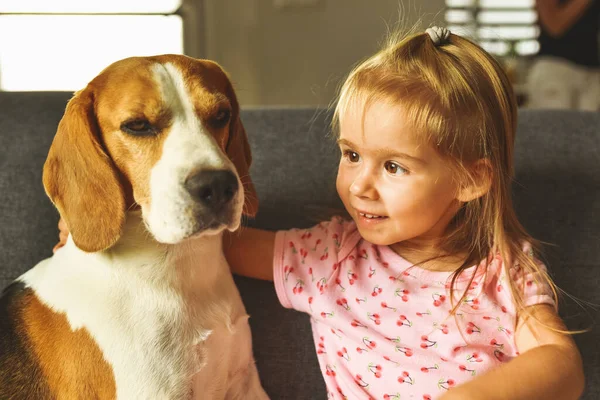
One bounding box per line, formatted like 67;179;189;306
43;55;258;252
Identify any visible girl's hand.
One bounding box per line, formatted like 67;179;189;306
53;218;69;253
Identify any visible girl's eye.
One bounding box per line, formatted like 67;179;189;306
343;150;360;163
384;161;407;175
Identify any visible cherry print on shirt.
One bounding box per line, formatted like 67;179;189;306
362;337;377;350
459;364;477;376
312;238;322;251
320;246;329;261
383;355;400;366
498;325;512;337
395;346;414;357
308;296;313;311
420;335;437;349
308;267;315;282
421;364;440;373
357;345;369;354
336;298;351;311
356;297;367;304
347;270;358;285
416;309;432;317
494;349;506;362
438;378;455;390
371;285;383;297
433;322;450;334
351;319;368;328
355;374;369;388
300;231;312;240
466;321;481;334
463;296;480;310
490;338;506;361
383;393;401;400
395;288;409;302
283;265;294;281
337;347;350;361
397;371;414;385
368;266;376;278
453;344;468;354
299;248;308;263
335;386;347;400
292;279;304;294
320;310;335;319
367;312;381;325
359;248;369;259
423;395;433;400
317;277;328;293
466;352;483;363
331;328;343;339
396;314;412;327
367;363;383;378
325;364;336;377
387;337;414;357
483;315;500;322
317;336;326;355
331;232;340;248
336;278;346;292
432;292;446;307
381;301;397;312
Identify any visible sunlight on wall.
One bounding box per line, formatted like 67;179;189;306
0;0;180;13
0;15;183;91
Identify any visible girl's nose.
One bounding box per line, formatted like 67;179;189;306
349;170;378;200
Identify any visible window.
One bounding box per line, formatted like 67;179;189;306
0;0;185;91
445;0;540;57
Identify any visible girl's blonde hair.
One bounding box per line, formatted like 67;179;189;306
333;29;558;319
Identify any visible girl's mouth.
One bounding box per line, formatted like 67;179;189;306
358;212;387;220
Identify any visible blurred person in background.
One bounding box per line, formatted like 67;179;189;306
527;0;600;110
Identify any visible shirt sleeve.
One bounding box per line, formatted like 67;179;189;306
510;244;556;309
273;217;351;313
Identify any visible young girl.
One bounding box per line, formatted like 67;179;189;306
225;27;584;400
55;27;584;399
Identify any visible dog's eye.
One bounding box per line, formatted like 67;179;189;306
121;119;156;136
211;109;231;128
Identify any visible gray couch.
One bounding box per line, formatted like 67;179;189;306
0;91;598;399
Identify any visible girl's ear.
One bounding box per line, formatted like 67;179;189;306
457;159;493;202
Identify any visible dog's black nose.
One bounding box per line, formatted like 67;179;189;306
185;170;239;211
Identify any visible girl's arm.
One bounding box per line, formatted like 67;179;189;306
440;304;584;400
536;0;593;37
223;227;275;281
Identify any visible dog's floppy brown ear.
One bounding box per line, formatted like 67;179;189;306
43;88;126;252
225;89;259;217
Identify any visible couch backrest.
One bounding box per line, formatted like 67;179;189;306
0;93;598;397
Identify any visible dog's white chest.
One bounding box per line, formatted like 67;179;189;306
19;224;251;399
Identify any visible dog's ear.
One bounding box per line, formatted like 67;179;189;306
225;87;259;217
43;88;126;252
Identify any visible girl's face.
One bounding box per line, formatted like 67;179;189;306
336;100;462;252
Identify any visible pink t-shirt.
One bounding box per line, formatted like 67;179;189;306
273;217;555;400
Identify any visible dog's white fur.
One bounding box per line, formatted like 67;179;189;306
17;60;268;399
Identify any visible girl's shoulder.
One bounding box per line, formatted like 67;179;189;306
279;216;362;259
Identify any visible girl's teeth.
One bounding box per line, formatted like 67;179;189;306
360;213;384;219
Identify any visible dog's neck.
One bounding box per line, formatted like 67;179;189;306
100;210;227;291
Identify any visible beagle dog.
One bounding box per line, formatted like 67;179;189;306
0;55;268;399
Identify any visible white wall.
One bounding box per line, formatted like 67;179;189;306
200;0;446;106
